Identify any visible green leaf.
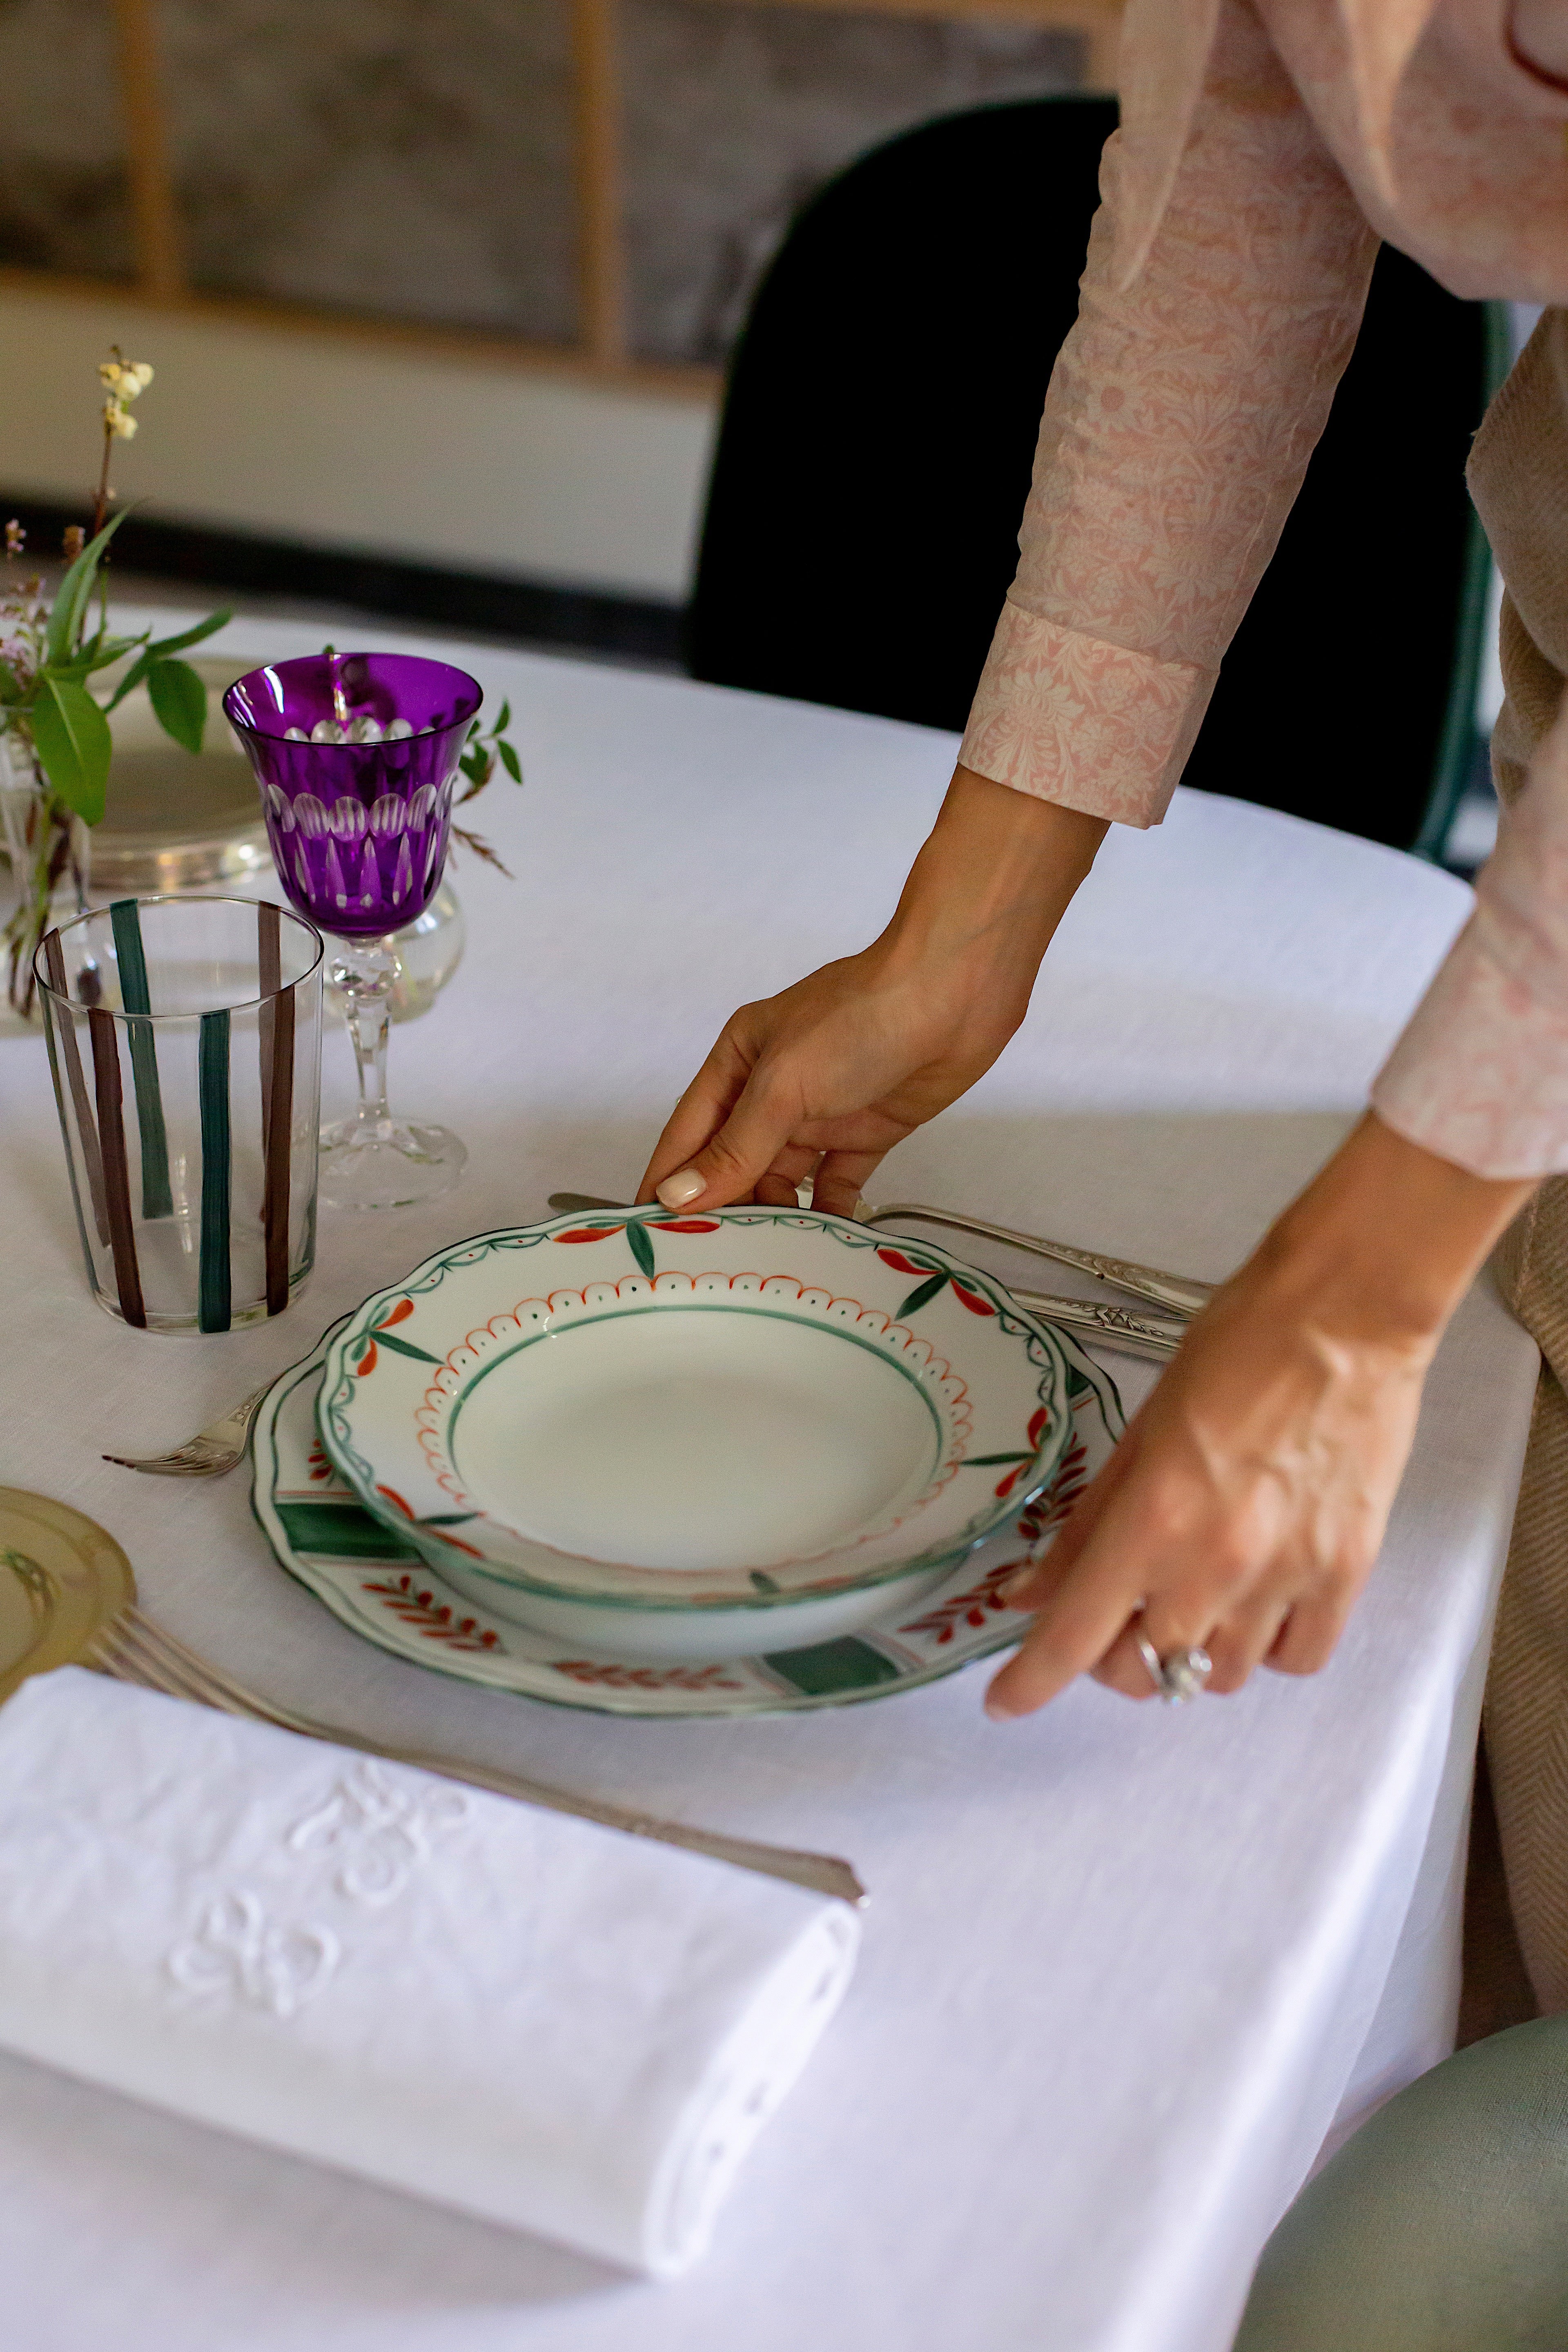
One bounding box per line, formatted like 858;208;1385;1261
0;662;21;706
143;609;231;659
43;507;132;666
896;1272;949;1320
55;631;149;684
494;700;510;732
105;611;230;710
497;739;522;784
626;1220;657;1279
30;676;113;823
145;658;207;754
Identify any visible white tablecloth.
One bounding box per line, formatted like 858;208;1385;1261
0;612;1539;2352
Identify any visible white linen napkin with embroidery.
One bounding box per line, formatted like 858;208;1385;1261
0;1667;859;2276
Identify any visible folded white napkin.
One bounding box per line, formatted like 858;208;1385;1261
0;1668;858;2275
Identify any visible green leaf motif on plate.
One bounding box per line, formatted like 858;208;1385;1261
626;1220;657;1280
897;1270;949;1320
371;1327;441;1366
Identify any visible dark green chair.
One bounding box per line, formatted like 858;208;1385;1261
1234;2017;1568;2350
688;95;1509;857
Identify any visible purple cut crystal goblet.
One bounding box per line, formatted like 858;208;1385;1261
225;651;481;1211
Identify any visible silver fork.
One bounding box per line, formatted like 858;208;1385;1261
87;1605;867;1907
103;1381;276;1478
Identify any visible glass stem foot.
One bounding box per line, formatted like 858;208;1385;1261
322;941;467;1211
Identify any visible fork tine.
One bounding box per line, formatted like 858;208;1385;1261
104;1378;276;1476
100;1618;209;1704
87;1619;173;1697
102;1445;241;1475
123;1608;283;1720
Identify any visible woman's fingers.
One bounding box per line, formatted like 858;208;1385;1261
753;1143;821;1209
1200;1584;1298;1693
1266;1590;1354;1676
985;1497;1153;1719
1000;1419;1143;1617
811;1148;889;1217
637;1028;757;1203
651;1066;804;1208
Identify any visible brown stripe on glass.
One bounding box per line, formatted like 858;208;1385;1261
41;928;111;1247
258;902;294;1315
258;900;280;1158
88;1005;146;1327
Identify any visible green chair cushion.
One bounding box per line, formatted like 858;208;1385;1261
1235;2017;1568;2350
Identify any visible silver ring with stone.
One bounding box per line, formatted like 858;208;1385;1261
1135;1634;1213;1705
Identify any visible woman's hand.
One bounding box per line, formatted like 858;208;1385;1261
986;1114;1536;1718
638;767;1107;1214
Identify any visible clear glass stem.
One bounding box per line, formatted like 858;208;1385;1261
318;936;466;1210
332;941;396;1140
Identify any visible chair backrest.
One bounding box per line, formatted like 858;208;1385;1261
687;95;1504;856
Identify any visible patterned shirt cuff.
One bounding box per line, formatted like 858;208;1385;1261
958;601;1214;828
1372;911;1568;1179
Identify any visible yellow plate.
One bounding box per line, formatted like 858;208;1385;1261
0;1487;136;1702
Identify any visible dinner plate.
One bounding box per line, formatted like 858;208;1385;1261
0;1487;137;1704
315;1210;1072;1658
254;1319;1123;1718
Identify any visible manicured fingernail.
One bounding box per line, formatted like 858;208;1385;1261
1000;1567;1039;1608
657;1168;705;1208
984;1686;1020;1722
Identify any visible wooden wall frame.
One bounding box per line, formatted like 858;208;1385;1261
29;0;1121;391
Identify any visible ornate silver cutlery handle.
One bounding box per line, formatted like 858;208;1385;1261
862;1201;1214;1321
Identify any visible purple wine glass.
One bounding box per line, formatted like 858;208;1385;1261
225;651;481;1211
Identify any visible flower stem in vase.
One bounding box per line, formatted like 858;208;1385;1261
2;737;91;1019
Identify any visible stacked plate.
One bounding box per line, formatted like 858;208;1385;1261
250;1207;1125;1717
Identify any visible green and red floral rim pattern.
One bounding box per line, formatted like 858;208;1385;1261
315;1211;1072;1613
252;1315;1125;1719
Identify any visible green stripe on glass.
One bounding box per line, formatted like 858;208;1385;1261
274;1501;421;1560
109;899;172;1220
197;1008;232;1332
760;1637;902;1696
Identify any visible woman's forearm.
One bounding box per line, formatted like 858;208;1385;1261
639;768;1107;1214
880;764;1107;991
1254;1111;1537;1355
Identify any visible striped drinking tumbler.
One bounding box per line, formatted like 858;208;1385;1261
35;896;324;1332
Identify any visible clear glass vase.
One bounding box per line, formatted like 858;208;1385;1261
1;724;91;1020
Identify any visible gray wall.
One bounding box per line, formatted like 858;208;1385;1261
0;0;1084;365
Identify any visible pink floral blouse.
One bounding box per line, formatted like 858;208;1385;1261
958;0;1568;1178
